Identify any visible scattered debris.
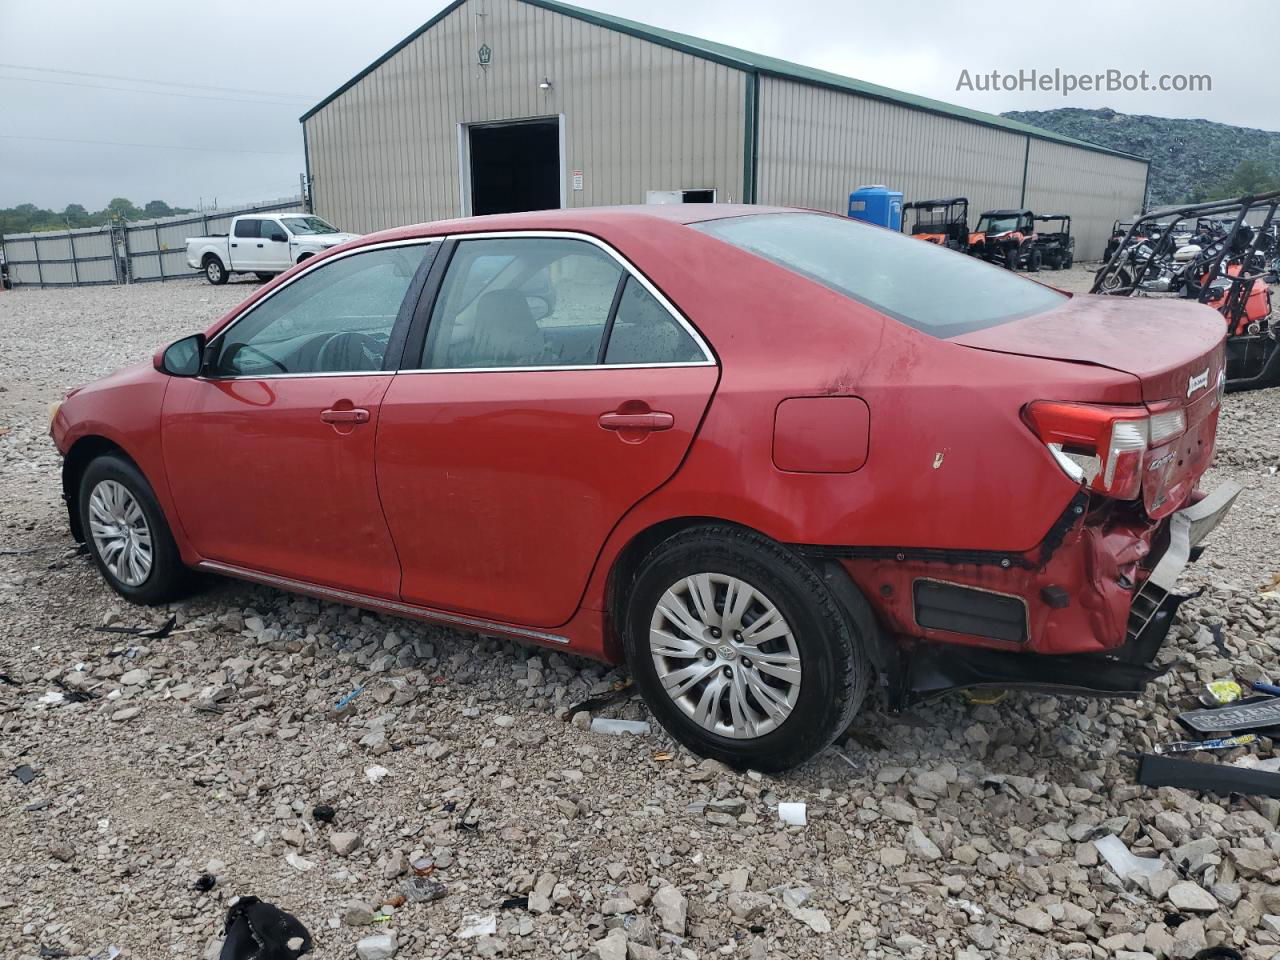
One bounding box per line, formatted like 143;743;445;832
333;685;365;712
284;853;314;872
589;717;650;736
1136;753;1280;798
92;615;177;640
364;765;390;785
312;804;335;824
778;802;807;826
1094;834;1164;880
355;933;397;960
219;896;312;959
11;764;37;785
193;873;217;893
565;680;632;717
1155;734;1258;754
1177;697;1280;734
499;895;528;910
402;876;446;904
456;913;497;939
1200;679;1243;705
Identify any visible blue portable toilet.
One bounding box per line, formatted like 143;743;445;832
847;185;903;230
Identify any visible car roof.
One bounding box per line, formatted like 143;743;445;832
357;204;801;246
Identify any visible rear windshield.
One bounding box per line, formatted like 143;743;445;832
695;212;1065;337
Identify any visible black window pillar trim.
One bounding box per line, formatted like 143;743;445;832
743;70;760;205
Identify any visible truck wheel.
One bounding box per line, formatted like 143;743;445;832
1063;251;1074;269
204;257;228;285
1005;247;1019;271
622;525;870;771
254;272;277;282
1029;249;1042;272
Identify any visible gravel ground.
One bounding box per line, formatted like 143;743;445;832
1;267;1279;960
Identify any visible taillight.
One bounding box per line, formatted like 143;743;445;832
1023;401;1186;500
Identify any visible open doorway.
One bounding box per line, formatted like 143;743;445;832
468;118;562;216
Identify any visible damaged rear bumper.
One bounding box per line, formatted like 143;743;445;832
811;482;1241;707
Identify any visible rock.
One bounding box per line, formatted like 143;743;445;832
1169;917;1206;959
785;906;831;934
906;826;941;861
594;929;628;960
47;844;75;863
1013;906;1053;933
356;932;397;960
330;832;362;856
1167;881;1218;913
1153;810;1192;844
651;886;686;935
879;847;907;867
110;706;141;722
119;668;151;686
458;914;497;939
343;901;375;926
601;897;636;915
880;798;916;823
727;892;771;921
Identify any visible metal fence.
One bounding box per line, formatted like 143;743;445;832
1;197;305;288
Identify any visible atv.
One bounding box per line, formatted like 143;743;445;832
969;209;1039;271
1033;215;1075;269
1092;190;1280;391
902;197;970;251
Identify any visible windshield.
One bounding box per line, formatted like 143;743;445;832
977;215;1020;233
695;212;1066;337
282;216;341;235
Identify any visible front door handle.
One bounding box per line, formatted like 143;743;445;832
257;243;264;248
321;407;370;424
598;410;674;432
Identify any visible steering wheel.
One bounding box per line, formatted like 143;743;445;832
315;331;385;372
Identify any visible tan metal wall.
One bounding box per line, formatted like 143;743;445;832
1023;139;1148;261
303;0;747;233
756;76;1147;261
755;76;1026;227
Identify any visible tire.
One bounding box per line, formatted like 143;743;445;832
78;454;187;605
204;257;228;285
1028;248;1042;272
1004;247;1019;271
1063;250;1074;270
622;525;870;771
254;272;277;282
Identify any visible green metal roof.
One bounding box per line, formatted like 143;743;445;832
301;0;1147;165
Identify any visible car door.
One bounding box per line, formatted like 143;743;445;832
376;233;718;628
162;240;438;598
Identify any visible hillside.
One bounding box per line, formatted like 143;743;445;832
1001;107;1280;207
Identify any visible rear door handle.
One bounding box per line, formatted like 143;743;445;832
598;411;674;431
256;243;264;248
321;407;370;424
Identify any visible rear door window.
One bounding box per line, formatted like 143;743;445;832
233;219;261;238
696;212;1065;337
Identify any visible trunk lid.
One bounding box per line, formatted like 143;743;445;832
952;293;1226;403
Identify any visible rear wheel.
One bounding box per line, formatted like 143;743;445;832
79;455;187;604
622;526;869;771
1063;250;1074;269
204;257;228;285
254;272;277;282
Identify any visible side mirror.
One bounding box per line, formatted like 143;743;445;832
271;232;288;243
154;333;206;377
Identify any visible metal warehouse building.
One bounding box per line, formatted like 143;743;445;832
301;0;1149;258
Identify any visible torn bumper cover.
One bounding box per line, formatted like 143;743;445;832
894;481;1242;707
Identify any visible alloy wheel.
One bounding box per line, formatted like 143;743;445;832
648;572;802;739
87;479;153;587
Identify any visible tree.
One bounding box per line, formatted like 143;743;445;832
143;200;174;218
62;204;89;226
105;197;142;220
1202;159;1280;201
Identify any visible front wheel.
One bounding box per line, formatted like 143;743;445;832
79;455;188;604
622;526;870;771
254;272;277;282
1004;247;1019;271
1063;250;1074;269
1028;248;1042;272
204;257;228;285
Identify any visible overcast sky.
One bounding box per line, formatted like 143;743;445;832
2;0;1274;212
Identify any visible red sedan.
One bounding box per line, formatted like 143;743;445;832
50;206;1238;770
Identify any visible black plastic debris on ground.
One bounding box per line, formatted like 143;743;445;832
12;764;37;785
311;804;335;825
456;798;479;832
1136;753;1280;799
194;873;217;893
91;615;177;640
404;876;448;904
1176;696;1280;734
220;897;311;960
566;681;633;717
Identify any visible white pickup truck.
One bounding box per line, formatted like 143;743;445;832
185;212;359;285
